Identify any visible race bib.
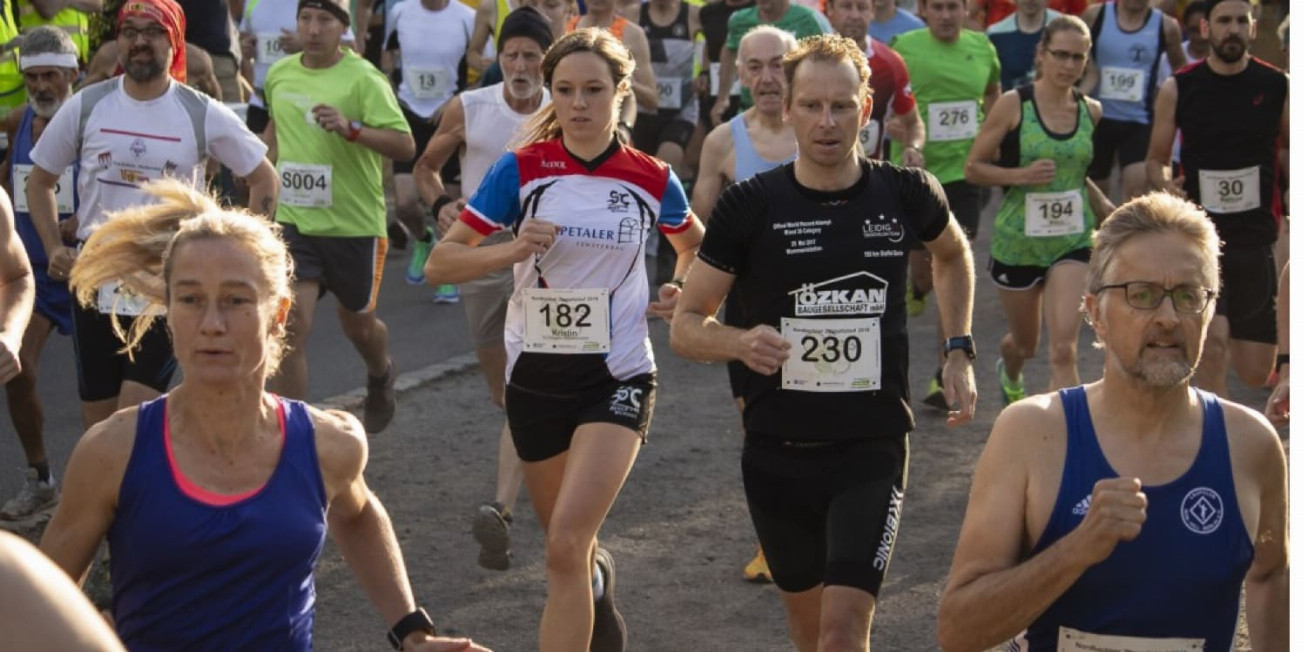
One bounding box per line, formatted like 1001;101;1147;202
927;100;977;142
522;288;611;353
1099;66;1145;103
13;164;74;215
278;162;332;208
858;119;882;154
404;66;454;101
256;32;288;65
656;76;685;110
780;317;881;392
97;281;157;317
1198;167;1261;214
1056;627;1202;652
708;62;741;97
1024;190;1085;237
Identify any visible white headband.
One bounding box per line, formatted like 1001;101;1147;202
20;53;78;71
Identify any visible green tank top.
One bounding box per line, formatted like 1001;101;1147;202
991;85;1096;268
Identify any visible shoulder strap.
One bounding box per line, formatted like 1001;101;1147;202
1089;4;1106;59
73;77;120;160
171;82;210;163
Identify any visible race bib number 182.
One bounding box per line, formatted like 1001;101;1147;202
522;288;611;353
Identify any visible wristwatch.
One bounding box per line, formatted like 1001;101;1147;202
387;608;436;650
346;120;363;142
943;334;976;361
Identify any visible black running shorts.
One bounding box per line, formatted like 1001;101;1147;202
281;222;387;313
506;373;657;462
1215;244;1277;344
71;301;176;402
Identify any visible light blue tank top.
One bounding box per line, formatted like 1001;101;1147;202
1092;3;1165;124
1018;387;1253;651
730;114;795;182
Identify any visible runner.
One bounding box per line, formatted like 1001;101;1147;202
467;0;568;72
692;23;798;586
938;193;1288;651
40;179;491;652
890;0;998;409
466;0;571;88
1080;0;1185;202
964;16;1113;404
176;0;244;101
83;38;226;101
633;0;700;177
384;0;475;300
0;27;79;521
968;0;1083;31
709;0;830;126
261;0;415;434
823;0;924;163
14;0;95;65
425;28;704;652
567;0;660;117
868;0;923;46
26;0;277;432
672;34;977;651
412;5;554;572
0;531;125;652
1145;0;1287;397
696;0;751;128
986;0;1064;91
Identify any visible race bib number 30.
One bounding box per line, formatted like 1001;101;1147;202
279;162;332;208
1198;167;1261;214
1056;626;1202;652
13;164;74;214
404;66;453;101
1099;66;1145;103
927;100;977;142
1024;190;1085;237
781;317;881;392
522;288;611;353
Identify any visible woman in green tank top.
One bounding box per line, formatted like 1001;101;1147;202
964;16;1116;405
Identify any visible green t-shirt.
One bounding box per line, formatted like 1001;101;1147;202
890;29;1000;184
725;3;830;108
265;49;410;237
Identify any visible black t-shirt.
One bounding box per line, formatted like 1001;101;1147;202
700;0;754;63
178;0;234;57
698;159;950;441
1175;58;1287;247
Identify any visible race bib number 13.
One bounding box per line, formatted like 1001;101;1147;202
780;317;881;392
522;288;611;353
279;162;332;208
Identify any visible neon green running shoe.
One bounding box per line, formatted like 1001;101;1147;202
996;359;1027;407
405;229;434;285
906;285;928;318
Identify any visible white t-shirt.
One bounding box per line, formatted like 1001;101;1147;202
389;0;474;118
31;78;269;242
239;0;356;107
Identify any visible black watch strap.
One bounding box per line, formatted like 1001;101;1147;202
944;334;976;360
387;607;436;650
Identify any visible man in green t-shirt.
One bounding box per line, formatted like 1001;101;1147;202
263;0;415;434
708;0;831;124
890;0;1000;409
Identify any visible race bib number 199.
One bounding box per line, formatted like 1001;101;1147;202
279;162;332;208
522;288;611;353
780;317;881;392
927;100;977;142
1099;66;1145;103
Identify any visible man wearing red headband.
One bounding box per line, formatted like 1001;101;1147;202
22;0;279;433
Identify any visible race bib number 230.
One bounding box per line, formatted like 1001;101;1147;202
780;317;881;392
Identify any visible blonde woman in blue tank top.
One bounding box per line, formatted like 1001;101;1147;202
964;16;1115;405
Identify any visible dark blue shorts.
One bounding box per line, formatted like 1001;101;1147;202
32;267;72;335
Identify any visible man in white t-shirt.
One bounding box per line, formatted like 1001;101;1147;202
25;0;277;430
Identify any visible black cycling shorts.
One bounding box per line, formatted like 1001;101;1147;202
71;301;176;402
1088;118;1152;179
1215;244;1277;345
742;432;908;596
506;373;657;462
988;247;1092;291
633;111;696;152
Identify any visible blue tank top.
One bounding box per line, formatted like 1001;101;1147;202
1019;387;1253;651
1092;4;1165;124
108;396;328;652
730;114;795;182
11;105;77;266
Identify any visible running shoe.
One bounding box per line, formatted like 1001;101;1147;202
743;547;772;584
388;220;409;251
405;229;434;285
591;547;626;652
996;359;1026;407
923;369;949;411
363;358;397;434
0;468;58;520
432;284;460;304
472;502;513;571
906;285;928;318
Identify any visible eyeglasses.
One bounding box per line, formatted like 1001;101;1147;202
119;25;168;41
1045;48;1088;63
1096;281;1216;314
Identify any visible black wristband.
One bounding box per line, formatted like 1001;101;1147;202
1276;353;1289;372
669;278;685;289
387;608;436;650
431;194;454;216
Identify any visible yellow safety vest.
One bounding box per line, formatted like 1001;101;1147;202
0;2;24;115
16;0;90;64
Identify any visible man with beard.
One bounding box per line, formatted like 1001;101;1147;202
262;0;414;433
0;27;79;521
939;193;1288;651
24;0;277;433
411;6;552;572
1146;0;1288;398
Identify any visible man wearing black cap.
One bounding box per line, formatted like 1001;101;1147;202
412;5;552;573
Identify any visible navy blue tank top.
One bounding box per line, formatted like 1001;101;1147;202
108;396;328;652
12;105;77;266
1018;387;1253;650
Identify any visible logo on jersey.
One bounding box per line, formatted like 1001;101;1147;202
607;190;631;213
163;160;178;176
872;485;905;571
672;24;686;37
129;138;147;158
541;160;567;170
1128;44;1149;63
609;385;644;420
1180;487;1224;535
862;213;905;243
97;152;113;168
1071;494;1092;516
790;271;888;316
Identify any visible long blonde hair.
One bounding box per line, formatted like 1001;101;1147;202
69;179;295;372
516;27;634;146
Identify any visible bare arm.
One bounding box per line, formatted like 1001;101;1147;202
646;218;706;320
669;260;744;362
467;0;497;73
1265;262;1289;425
624;26;660;111
186;45;223;101
413;96;465;208
1161;16;1188;71
242;158;278;218
424;220;525;285
689;125;731;221
25;165;63;261
923;218;976;425
897;102;926;153
261;117;278;163
312;104;416;161
0;190;32;366
981;81;1001;118
711;47;737;125
1077;5;1101;94
0;532;126;652
1243;431;1289;648
1145;79;1182;195
963;91;1024;187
